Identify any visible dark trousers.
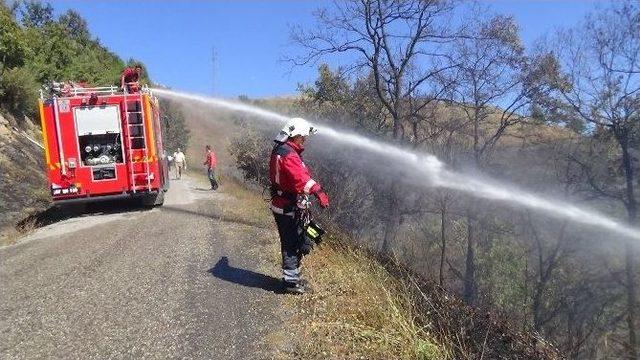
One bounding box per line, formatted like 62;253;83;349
273;212;302;284
207;168;218;190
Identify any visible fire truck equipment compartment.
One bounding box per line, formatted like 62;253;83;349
79;133;123;166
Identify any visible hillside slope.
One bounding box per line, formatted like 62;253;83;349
170;99;561;358
228;182;562;359
0;112;49;244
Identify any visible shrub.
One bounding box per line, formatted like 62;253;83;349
0;67;39;118
228;127;271;188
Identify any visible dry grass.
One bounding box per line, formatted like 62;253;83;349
0;227;23;247
1;217;38;247
280;240;448;360
187;170;272;228
199;168;448;359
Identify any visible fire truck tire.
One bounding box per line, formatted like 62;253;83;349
154;191;165;206
142;191;164;207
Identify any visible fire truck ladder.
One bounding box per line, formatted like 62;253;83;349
124;94;152;193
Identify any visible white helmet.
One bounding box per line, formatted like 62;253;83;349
274;117;318;142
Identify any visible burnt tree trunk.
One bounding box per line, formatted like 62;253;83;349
463;211;477;305
439;203;447;287
381;91;403;256
625;243;638;360
621;135;638;360
381;183;401;256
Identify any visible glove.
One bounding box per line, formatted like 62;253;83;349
314;191;329;208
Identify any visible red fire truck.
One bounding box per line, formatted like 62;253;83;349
38;84;169;206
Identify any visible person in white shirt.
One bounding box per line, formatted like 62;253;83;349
173;148;186;180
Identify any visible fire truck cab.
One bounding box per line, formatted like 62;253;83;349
38;84;170;206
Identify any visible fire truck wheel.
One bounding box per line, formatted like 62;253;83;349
142;191;164;207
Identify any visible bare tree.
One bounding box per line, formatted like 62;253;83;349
291;0;462;254
544;2;640;358
439;11;555;305
526;216;570;333
443;14;556;165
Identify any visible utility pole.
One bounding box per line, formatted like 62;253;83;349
211;46;217;96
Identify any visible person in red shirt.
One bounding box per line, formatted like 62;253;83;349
269;117;329;294
203;145;218;190
120;65;143;93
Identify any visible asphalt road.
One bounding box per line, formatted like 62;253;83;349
0;175;283;359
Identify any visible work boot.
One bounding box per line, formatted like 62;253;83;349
283;281;306;295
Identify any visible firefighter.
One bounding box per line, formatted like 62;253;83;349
269;117;329;294
203;145;218;190
120;65;143;93
173;148;186;180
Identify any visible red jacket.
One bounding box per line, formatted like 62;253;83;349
269;140;321;214
204;151;217;169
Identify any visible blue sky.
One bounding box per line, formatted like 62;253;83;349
53;0;599;98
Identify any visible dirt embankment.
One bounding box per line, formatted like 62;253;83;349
0;112;50;244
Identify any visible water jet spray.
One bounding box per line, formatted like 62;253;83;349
152;88;640;242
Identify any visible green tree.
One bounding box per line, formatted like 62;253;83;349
0;4;26;74
58;9;90;44
0;3;34;116
17;0;53;28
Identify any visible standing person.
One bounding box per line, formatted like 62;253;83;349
203;145;218;190
269;117;329;294
173;148;186;180
166;151;174;179
120;64;143;93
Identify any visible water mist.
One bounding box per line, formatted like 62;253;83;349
152;88;640;242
